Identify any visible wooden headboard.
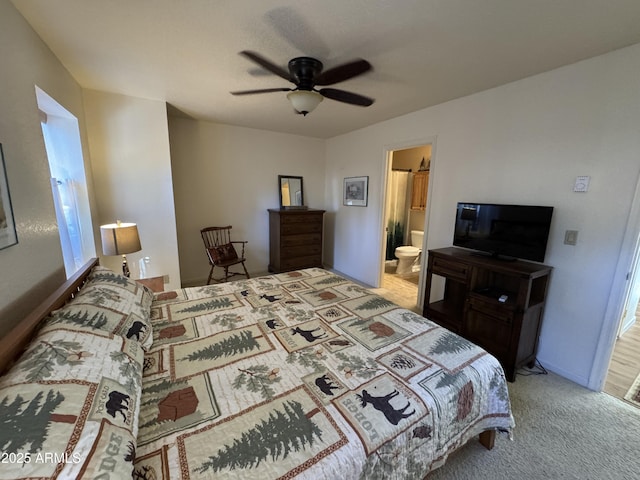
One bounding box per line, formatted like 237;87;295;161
0;257;99;376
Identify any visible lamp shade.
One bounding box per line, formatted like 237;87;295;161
100;222;141;256
287;90;323;115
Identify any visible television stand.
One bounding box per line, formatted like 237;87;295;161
422;247;552;381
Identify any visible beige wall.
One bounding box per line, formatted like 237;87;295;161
392;146;431;172
168;117;326;285
325;43;640;387
83;90;181;290
0;1;94;334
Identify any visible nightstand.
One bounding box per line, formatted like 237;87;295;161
136;275;165;293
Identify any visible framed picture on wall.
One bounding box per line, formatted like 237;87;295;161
0;144;18;250
343;176;368;207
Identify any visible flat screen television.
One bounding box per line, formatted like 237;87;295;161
453;203;553;262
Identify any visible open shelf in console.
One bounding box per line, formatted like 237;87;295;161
469;286;517;309
471;264;549;310
528;275;549;307
424;272;467;333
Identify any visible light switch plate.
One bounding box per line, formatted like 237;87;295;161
564;230;578;245
574;176;590;192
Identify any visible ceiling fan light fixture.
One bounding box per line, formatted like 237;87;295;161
287;90;323;116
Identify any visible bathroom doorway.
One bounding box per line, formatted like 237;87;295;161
378;143;433;312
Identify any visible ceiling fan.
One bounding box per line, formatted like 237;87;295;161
231;51;375;115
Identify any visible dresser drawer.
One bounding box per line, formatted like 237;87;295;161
280;254;322;271
280;233;322;247
431;255;469;281
281;244;322;257
281;222;323;235
280;213;323;224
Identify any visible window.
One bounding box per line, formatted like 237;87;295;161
36;87;95;277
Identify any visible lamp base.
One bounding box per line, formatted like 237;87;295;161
122;255;130;278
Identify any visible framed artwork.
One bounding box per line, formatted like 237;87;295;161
0;144;18;250
343;176;368;207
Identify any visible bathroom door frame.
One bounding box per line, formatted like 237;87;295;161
378;136;437;309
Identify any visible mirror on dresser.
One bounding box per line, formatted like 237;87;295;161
278;175;306;209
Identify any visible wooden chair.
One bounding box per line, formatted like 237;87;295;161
200;226;250;284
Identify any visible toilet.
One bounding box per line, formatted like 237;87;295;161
394;230;424;275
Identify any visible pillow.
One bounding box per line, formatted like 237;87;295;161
85;265;154;320
0;329;143;479
208;243;238;263
42;266;154;350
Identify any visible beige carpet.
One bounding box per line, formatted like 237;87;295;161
428;371;640;479
624;372;640;407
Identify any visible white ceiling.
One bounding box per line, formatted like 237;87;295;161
12;0;640;139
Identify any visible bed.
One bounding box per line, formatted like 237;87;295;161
0;258;514;479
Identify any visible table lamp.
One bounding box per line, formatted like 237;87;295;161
100;221;141;277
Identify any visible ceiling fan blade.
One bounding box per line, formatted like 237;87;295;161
239;51;291;81
318;88;374;107
231;87;292;95
314;59;372;86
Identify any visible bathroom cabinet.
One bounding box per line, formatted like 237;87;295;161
411;171;429;210
422;247;552;381
268;208;325;273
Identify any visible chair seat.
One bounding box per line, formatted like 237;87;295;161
216;257;247;268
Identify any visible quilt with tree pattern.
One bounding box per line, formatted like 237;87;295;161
134;268;514;480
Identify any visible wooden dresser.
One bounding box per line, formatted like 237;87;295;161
268;208;325;273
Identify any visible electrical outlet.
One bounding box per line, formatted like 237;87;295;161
564;230;578;245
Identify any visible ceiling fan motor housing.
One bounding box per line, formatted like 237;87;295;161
289;57;323;91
